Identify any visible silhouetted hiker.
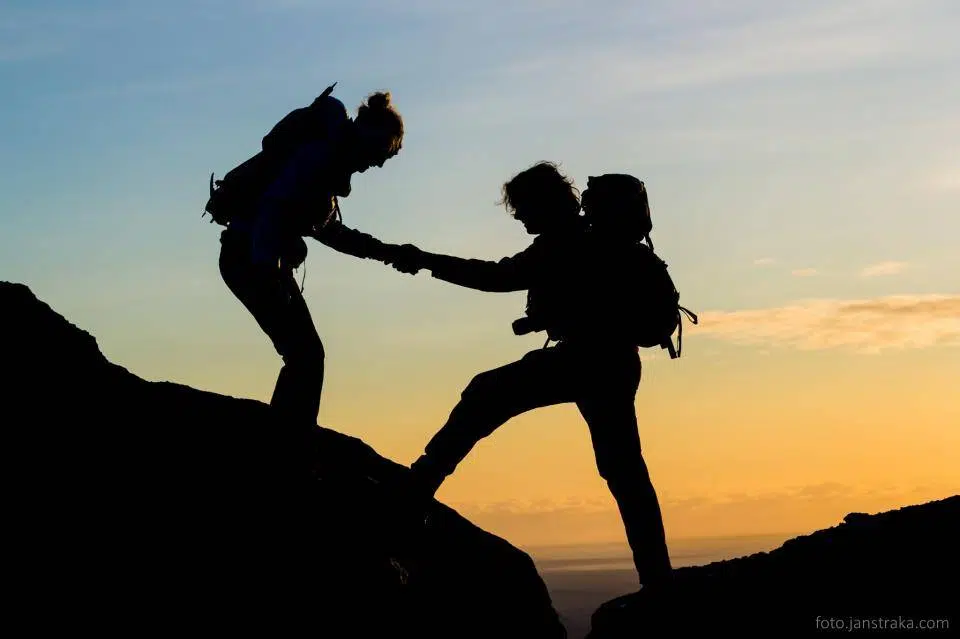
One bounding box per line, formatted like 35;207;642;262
203;83;410;424
387;162;696;600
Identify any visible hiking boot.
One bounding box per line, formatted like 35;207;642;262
388;457;443;530
591;583;676;635
408;456;445;500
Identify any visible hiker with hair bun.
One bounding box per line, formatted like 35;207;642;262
386;161;692;603
206;83;411;424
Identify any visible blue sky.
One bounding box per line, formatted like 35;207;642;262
1;2;958;540
3;0;958;388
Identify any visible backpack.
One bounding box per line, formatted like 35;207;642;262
624;241;698;358
581;174;698;359
202;82;343;228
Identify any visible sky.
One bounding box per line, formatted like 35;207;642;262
2;0;958;554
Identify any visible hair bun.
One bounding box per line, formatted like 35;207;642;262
367;91;392;110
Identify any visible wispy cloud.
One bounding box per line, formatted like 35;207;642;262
496;0;956;104
695;294;960;352
414;0;960;150
753;258;776;266
791;268;818;277
860;261;909;277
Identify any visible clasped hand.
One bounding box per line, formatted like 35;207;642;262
382;243;425;274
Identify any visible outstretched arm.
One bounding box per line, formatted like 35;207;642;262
310;217;395;261
413;246;536;292
311;211;537;292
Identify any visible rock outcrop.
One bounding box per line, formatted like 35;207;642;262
2;281;567;638
4;281;955;638
587;491;958;636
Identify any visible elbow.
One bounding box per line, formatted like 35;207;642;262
488;273;525;292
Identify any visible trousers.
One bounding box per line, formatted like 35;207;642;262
219;228;325;423
411;342;672;586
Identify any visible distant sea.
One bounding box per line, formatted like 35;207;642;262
527;533;794;639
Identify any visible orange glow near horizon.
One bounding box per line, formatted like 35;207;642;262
284;338;959;548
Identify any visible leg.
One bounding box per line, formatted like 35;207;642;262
219;231;325;424
411;346;579;496
267;280;325;423
576;351;672;588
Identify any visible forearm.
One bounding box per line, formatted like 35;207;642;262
313;221;389;260
423;253;526;292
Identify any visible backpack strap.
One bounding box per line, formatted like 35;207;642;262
679;306;698;324
676;306;699;358
333;196;342;223
663;338;677;359
661;305;699;359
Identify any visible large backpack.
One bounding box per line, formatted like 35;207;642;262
202;82;344;228
581;174;698;359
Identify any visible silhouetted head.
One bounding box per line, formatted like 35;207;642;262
352;91;404;172
498;161;581;235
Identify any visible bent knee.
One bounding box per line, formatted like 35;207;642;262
282;337;325;368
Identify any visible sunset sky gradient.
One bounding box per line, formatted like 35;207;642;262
2;0;957;552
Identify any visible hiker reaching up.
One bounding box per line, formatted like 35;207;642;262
204;83;410;424
386;162;696;601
